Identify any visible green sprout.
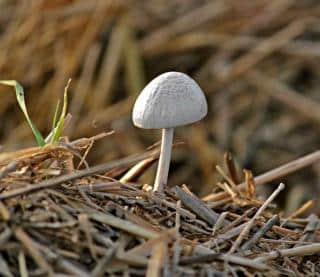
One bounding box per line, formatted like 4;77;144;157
0;79;71;146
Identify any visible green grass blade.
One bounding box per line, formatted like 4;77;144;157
50;79;70;144
0;80;45;146
44;99;61;143
52;99;61;131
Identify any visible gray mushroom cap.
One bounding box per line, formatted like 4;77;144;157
132;72;208;129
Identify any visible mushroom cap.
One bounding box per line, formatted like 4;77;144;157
132;72;208;129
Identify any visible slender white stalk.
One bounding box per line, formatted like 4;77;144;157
153;128;174;192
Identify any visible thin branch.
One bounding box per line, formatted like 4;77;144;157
229;183;285;253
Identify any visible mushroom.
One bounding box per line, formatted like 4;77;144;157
132;72;208;192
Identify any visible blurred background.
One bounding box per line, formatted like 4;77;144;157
0;0;319;214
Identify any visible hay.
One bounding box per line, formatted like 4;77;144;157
0;136;319;275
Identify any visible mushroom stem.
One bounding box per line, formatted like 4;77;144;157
153;128;174;192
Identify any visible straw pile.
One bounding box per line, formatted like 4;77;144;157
0;137;319;276
0;0;320;201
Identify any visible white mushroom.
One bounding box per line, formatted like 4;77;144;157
132;72;208;192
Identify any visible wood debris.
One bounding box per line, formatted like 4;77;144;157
0;137;318;275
